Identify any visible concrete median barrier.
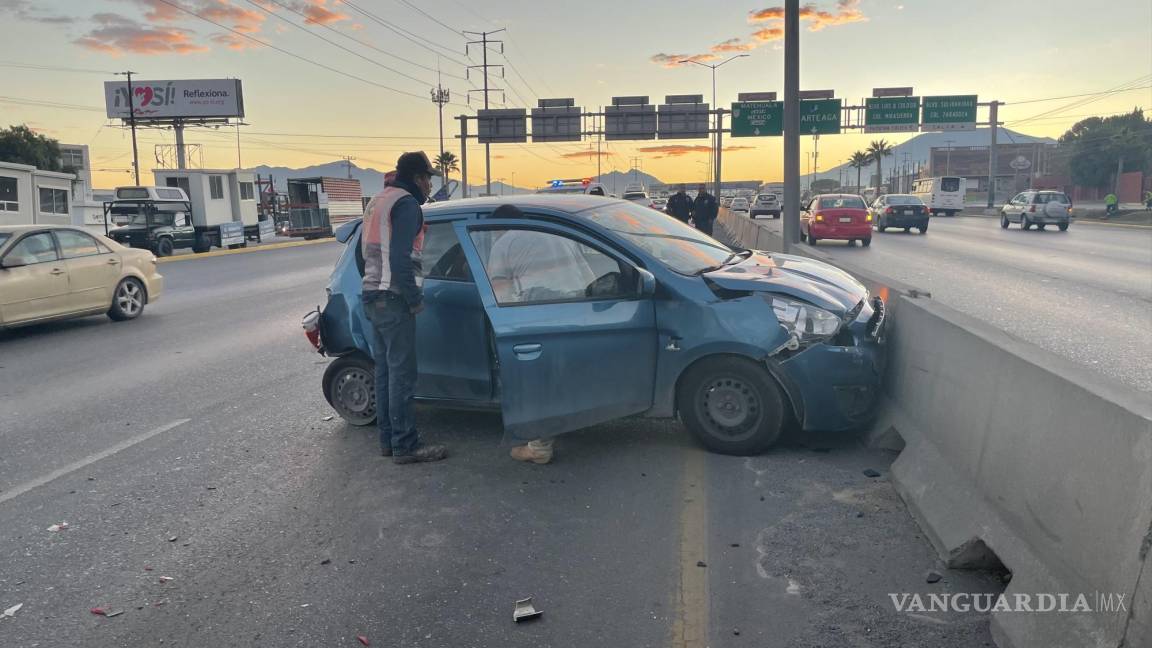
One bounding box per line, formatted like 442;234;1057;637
719;209;1152;648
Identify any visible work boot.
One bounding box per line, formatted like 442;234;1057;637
380;446;393;457
392;444;448;465
510;440;553;465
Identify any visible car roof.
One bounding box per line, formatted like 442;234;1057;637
814;193;864;199
0;224;80;235
423;194;618;216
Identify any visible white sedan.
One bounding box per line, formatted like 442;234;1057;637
0;224;163;329
729;197;750;215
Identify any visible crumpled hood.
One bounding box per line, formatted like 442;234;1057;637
702;251;867;315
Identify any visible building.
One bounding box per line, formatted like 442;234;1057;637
928;142;1056;198
0;160;75;227
152;168;259;227
58;143;114;233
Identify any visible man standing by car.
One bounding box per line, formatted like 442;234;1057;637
692;184;719;236
362;151;448;464
667;184;692;223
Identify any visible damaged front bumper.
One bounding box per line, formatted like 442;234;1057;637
774;296;886;431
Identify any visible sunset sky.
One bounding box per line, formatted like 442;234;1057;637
1;0;1150;190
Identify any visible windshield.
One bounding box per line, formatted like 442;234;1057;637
819;196;866;209
622;192;648;200
1036;192;1070;204
580;201;733;274
940;177;961;192
885;195;924;206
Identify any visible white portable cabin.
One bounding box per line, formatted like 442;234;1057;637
152;169;258;227
0;161;74;227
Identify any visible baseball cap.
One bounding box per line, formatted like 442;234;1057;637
396;151;442;177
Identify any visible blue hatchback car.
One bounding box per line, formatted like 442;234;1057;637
304;195;885;455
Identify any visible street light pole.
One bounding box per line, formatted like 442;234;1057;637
116;71;140;186
783;0;800;250
679;54;749;196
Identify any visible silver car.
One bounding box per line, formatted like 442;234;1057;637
1000;191;1072;231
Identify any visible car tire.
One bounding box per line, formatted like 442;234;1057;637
1001;212;1010;229
918;224;928;234
877;218;887;232
155;237;174;257
1058;222;1069;232
678;356;785;456
107;277;146;321
322;354;377;427
903;227;911;233
809;234;818;245
192;234;211;253
862;237;872;247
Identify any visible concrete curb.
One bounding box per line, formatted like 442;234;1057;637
720;209;1152;648
156;237;336;264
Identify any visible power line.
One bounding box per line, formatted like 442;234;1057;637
1007;84;1152;106
0;61;118;75
0;96;105;112
1008;75;1152;127
251;0;466;82
392;0;462;37
340;0;468;67
149;0;430;102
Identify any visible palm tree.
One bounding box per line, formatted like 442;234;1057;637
865;140;894;195
849;151;870;193
435;151;459;179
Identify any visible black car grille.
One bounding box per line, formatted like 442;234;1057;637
867;296;886;339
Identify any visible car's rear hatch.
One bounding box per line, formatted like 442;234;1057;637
817;208;867;225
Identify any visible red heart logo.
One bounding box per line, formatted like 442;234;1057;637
134;86;154;108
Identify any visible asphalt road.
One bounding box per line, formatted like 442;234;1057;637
0;241;1000;647
751;215;1152;392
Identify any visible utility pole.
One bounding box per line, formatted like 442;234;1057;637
986;101;1001;210
629;156;642;185
944;138;954;175
342;156;355;179
465;29;506;196
782;0;801;250
812;133;820;183
430;68;450;178
116;71;141;185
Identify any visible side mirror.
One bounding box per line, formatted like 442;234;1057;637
0;257;26;269
637;267;656;297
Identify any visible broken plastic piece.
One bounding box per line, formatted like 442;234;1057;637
47;522;69;532
105;609;124;618
158;576;174;583
2;603;22;618
356;635;370;646
323;415;334;421
167;536;178;542
90;607;107;616
513;597;543;623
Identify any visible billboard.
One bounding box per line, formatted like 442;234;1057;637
104;78;245;120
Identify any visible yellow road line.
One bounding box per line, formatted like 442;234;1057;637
156;237;336;263
671;445;710;648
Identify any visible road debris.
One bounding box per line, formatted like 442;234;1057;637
158;576;174;583
167;536;178;543
513;597;543;623
47;522;69;532
105;609;124;618
862;469;882;478
90;607;107;616
323;416;334;421
356;635;370;646
696;561;708;568
320;559;332;565
2;603;22;618
926;571;942;584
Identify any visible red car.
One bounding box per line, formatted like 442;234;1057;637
801;194;872;246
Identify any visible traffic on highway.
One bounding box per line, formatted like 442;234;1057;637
2;1;1150;647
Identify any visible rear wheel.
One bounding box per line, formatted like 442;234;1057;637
107;277;146;321
1037;223;1047;231
904;227;911;233
192;235;211;253
1058;222;1069;232
678;357;785;455
1022;215;1033;230
918;224;928;234
322;354;377;426
862;237;872;247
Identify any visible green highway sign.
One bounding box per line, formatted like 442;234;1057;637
799;98;842;135
730;101;782;137
865;96;920;133
922;95;978;131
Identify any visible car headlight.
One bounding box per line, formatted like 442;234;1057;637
765;295;841;346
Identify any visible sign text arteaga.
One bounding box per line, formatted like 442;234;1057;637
104;79;245;120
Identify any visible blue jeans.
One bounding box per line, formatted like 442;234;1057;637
363;291;419;454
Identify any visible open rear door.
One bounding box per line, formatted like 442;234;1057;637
452;219;658;441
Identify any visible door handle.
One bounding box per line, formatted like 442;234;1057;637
50;268;65;275
512;343;543;360
107;258;121;264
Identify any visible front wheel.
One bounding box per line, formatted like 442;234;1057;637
322;354;377;426
108;277;146;321
1001;213;1010;229
877;219;887;232
155;237;174;257
678;357;785;456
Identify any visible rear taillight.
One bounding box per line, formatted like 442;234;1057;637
302;309;322;351
1030;205;1036;213
885;207;893;215
814;213;824;222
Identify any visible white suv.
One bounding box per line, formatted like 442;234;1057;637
750;193;781;219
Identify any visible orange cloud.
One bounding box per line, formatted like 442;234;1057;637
303;0;348;25
200;0;266;33
210;32;263;50
636;145;756;157
75;14;208;55
748;7;786;21
650;52;719;68
560;151;611;159
748;0;867;31
711;38;756;52
752;26;784;42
